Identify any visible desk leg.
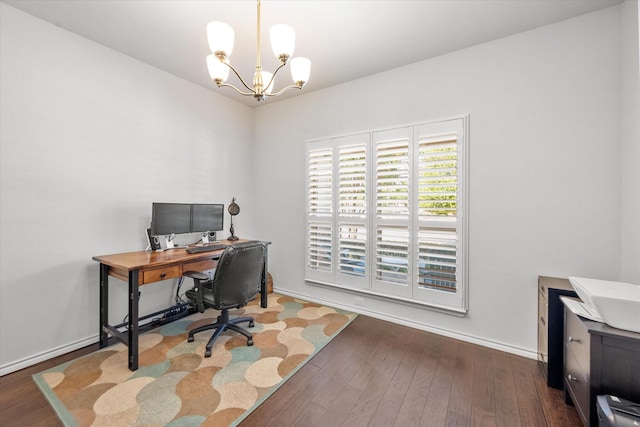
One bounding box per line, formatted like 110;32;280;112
261;246;269;308
128;270;140;371
99;263;110;348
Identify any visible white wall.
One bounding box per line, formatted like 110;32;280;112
620;0;640;284
1;2;635;373
0;4;254;373
253;6;625;357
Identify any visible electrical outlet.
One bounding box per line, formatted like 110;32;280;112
354;296;365;306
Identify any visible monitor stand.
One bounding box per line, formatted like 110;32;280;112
164;234;177;249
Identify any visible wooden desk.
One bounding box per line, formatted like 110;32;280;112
92;239;269;371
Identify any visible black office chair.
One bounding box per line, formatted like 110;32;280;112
183;241;265;357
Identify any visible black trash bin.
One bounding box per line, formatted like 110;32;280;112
597;395;640;427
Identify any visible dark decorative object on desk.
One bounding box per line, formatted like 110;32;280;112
228;197;240;241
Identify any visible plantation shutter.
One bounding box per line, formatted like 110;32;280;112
414;119;466;308
417;133;458;220
375;226;409;285
338;142;367;284
338;144;367;216
306;146;334;281
308;222;333;272
337;137;369;286
375;138;410;218
417;228;457;291
372;128;412;298
339;224;366;278
308;148;333;216
306;116;468;313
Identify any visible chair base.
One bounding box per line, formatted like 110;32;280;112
188;309;254;357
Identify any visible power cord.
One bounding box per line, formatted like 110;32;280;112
175;276;185;304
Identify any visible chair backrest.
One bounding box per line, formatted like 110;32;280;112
211;241;265;310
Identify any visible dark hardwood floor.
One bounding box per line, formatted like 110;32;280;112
0;315;581;426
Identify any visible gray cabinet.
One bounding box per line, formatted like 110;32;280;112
538;276;576;389
563;305;640;427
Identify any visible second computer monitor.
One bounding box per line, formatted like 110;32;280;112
191;203;224;234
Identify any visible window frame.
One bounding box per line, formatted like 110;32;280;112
305;115;469;314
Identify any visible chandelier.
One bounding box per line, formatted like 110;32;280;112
206;0;311;101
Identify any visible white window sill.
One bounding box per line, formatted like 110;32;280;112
305;278;467;318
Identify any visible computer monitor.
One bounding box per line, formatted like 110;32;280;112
191;203;224;234
151;203;192;236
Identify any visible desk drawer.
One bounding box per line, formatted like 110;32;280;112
183;259;217;273
142;266;181;284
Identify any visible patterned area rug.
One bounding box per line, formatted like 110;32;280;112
33;293;356;427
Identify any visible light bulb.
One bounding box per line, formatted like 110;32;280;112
290;57;311;86
270;24;295;62
207;54;229;83
207;21;234;57
261;71;274;94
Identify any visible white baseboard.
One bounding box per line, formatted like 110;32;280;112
2;289;538;376
0;335;97;376
275;287;538;360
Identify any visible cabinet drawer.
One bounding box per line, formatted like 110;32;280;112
142;265;181;284
539;280;547;295
538;327;548;364
565;348;589;425
566;310;590;371
538;293;548;364
183;259;217;273
538;292;548;332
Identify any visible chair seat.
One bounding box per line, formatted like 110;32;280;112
183;271;209;281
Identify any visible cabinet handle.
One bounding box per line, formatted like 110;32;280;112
567;374;578;382
568;336;580;343
540;317;546;326
160;272;166;278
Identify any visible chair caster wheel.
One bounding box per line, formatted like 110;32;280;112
188;336;194;342
247;339;254;346
205;349;211;357
249;321;255;328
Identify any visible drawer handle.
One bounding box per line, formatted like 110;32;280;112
540;316;546;326
568;336;580;343
160;272;167;278
567;374;578;382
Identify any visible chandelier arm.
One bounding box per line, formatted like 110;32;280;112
224;62;256;93
266;84;303;97
218;82;256;97
264;62;287;92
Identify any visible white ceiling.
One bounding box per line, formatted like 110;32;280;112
3;0;622;106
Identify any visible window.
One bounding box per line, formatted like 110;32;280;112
305;116;468;313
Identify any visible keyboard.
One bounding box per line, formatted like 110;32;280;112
186;243;227;254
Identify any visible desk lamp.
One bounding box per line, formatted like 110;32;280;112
228;197;240;241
